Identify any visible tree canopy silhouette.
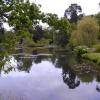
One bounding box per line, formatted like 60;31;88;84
64;3;82;23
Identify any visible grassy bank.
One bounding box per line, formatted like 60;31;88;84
82;53;100;65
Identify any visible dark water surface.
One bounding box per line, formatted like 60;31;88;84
0;47;100;100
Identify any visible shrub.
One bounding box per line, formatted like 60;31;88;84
82;53;100;65
23;37;35;47
37;38;50;46
92;44;100;52
74;45;89;56
30;38;51;47
97;58;100;65
82;53;100;61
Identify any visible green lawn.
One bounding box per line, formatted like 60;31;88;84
82;53;100;65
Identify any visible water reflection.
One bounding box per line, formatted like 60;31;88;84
62;70;80;89
0;47;100;100
17;58;33;73
14;47;100;89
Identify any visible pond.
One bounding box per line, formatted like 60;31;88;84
0;47;100;100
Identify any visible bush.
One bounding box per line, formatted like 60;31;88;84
82;53;100;65
74;45;89;56
82;53;100;61
23;37;35;47
30;38;51;47
97;58;100;65
37;38;50;46
92;44;100;52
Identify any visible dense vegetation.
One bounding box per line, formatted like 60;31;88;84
1;0;100;71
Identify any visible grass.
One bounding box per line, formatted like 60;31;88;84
82;53;100;65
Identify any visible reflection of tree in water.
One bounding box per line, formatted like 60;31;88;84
14;55;33;73
34;56;42;64
14;47;100;93
33;56;51;64
33;48;54;64
96;74;100;92
62;70;80;89
74;61;100;83
53;50;80;89
96;85;100;92
17;58;33;73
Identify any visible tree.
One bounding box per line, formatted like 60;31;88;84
33;25;44;42
43;27;56;44
1;0;42;43
54;30;70;47
95;12;100;40
71;16;99;47
95;12;100;26
42;13;70;34
0;21;4;43
64;3;82;23
8;1;41;30
0;0;42;72
42;13;70;46
0;0;70;72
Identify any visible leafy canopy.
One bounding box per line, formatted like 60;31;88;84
71;16;99;47
64;3;82;23
0;0;70;72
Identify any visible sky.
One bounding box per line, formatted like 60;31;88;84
4;0;100;30
30;0;100;17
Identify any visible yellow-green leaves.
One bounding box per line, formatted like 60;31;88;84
71;16;99;47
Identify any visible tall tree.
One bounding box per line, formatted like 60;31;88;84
95;12;100;26
33;25;44;42
0;0;42;72
54;30;70;47
71;16;99;47
0;0;70;72
42;13;70;34
95;12;100;40
64;3;82;23
0;21;4;43
43;27;56;44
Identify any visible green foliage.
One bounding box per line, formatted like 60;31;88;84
43;27;55;42
95;12;100;26
92;44;100;52
97;58;100;65
71;16;99;47
23;37;34;47
82;53;100;65
0;29;17;71
82;53;100;61
29;38;50;47
74;45;89;56
37;38;50;46
69;22;77;33
53;31;70;47
0;0;71;73
64;3;83;23
1;0;42;48
8;1;41;30
42;13;70;34
32;25;44;42
95;13;100;41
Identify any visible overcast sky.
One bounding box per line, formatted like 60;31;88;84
30;0;100;17
4;0;100;30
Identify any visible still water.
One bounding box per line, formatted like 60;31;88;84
0;47;100;100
